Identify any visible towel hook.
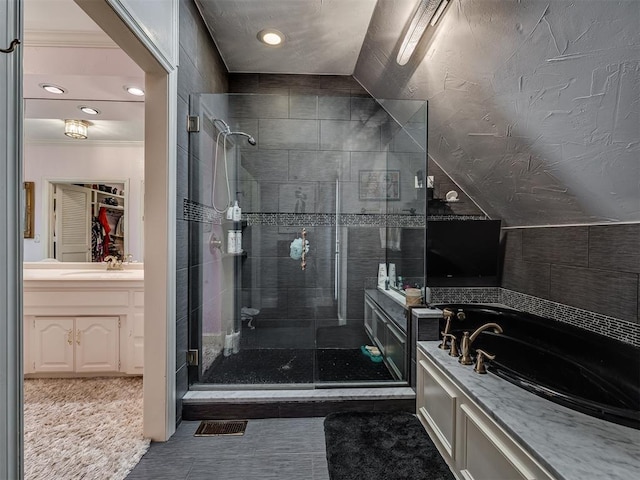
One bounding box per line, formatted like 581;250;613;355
1;39;20;54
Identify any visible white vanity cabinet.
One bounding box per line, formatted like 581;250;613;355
23;265;144;377
31;316;120;373
417;349;555;480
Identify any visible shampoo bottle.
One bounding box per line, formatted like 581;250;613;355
232;201;242;221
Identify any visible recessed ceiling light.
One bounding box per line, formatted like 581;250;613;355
125;86;145;96
40;84;66;94
79;106;100;115
257;29;284;46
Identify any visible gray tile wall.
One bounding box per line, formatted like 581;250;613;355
228;74;427;331
176;0;228;424
501;223;640;340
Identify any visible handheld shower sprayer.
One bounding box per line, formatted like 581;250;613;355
211;118;256;214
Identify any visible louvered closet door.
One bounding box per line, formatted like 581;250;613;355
55;184;91;261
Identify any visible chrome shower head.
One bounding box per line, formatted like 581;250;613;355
226;130;256;146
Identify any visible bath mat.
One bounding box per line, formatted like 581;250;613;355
324;411;455;480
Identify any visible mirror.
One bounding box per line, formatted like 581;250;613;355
22;176;143;263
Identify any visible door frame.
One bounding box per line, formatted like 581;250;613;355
74;0;178;442
1;0;23;477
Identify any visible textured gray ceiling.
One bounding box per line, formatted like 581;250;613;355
195;0;378;74
354;0;640;226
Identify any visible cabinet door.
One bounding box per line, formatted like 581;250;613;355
75;317;120;373
458;403;541;480
364;297;375;339
32;317;75;372
385;319;405;379
417;354;458;460
126;313;144;374
372;309;387;353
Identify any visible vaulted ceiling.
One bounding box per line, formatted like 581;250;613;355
24;0;639;226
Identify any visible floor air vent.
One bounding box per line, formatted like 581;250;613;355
194;420;248;436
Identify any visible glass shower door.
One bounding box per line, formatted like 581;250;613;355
186;92;427;388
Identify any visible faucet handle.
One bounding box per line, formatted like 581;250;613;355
444;334;459;357
473;349;495;374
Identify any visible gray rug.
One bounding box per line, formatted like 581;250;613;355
324;411;455;480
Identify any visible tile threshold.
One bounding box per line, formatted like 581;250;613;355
183;387;416;404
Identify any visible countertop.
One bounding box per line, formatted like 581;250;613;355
23;263;143;282
418;341;640;480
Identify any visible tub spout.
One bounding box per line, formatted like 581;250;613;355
459;322;503;365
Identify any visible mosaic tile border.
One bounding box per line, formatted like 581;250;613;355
427;215;487;221
183;199;222;224
499;289;640;348
183;207;486;228
243;213;426;228
429;287;501;305
429;286;640;347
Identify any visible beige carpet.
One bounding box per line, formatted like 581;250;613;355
24;377;150;480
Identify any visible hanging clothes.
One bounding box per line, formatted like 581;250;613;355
91;216;104;262
98;207;111;260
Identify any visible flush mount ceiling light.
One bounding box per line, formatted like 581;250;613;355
79;106;100;115
40;83;66;94
397;0;449;66
257;28;284;46
125;86;145;96
64;119;89;140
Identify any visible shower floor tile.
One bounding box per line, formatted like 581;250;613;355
202;349;314;384
201;347;394;385
316;348;394;382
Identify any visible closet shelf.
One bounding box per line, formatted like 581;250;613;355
98;203;125;210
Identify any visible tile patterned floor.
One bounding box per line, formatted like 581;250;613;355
125;417;330;480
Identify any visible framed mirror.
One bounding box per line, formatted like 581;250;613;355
23;181;34;239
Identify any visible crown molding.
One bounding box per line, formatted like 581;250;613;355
23;30;118;48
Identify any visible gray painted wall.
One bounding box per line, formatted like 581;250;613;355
176;0;228;423
355;0;639;226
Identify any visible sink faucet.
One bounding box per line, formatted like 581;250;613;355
104;255;124;271
459;322;503;365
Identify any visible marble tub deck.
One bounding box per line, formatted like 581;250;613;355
419;341;640;480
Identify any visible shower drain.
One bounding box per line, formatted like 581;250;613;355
194;419;248;436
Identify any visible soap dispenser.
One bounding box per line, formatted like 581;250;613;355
232;201;242;221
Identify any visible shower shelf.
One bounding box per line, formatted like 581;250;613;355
222;251;247;259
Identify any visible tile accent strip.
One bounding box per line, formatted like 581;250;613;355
499;289;640;348
183;199;222;224
244;213;426;228
182;208;484;227
429;286;640;347
430;287;501;304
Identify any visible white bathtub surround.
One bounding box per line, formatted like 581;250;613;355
417;342;640;480
23;377;149;480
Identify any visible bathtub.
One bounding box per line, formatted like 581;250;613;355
434;303;640;430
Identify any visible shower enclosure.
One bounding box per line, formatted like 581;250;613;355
186;92;427;388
